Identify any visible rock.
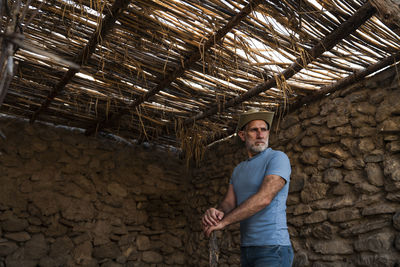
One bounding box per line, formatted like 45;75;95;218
346;91;368;103
344;170;364;184
387;141;400;152
354;231;394;252
323;168;342;184
160;233;182;248
340;218;391;237
378;117;400;132
293;204;312;216
355;182;380;194
107;183;128;198
355;138;375;154
61;198;94;222
299;149;319;165
93;242;121;259
332;183;353;195
395;233;400;251
49;236;74;265
0;242;18;257
365;163;384;186
73;241;93;265
136;235;150;251
293;251;309;267
384;154;400;181
320;145;349;160
335;126;353;136
355;102;376;115
393;211;400;230
312;239;353;254
24;234;48;260
317;157;342;170
301;135;319;147
142;251;163;263
327;113;349;128
281;114;300;129
355;252;398;266
328;208;361;223
343;158;365;170
362;203;400;216
1;217;29;232
168;251;185;265
284;124;302;140
305;210;328;224
364;150;384;163
300;182;329;203
4;232;31;242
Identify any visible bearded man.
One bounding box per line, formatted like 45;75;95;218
201;110;294;267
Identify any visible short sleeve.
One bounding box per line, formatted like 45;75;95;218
265;151;291;182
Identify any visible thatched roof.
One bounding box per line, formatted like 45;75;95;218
1;0;399;154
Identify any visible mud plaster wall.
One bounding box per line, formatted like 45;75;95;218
0;119;189;267
187;67;400;267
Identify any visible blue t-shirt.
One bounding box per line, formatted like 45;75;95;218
230;148;291;246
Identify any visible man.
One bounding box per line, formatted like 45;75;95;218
201;110;293;267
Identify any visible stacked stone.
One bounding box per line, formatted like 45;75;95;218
0;118;187;266
187;67;400;266
276;68;400;266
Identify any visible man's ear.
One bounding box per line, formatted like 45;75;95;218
238;131;246;142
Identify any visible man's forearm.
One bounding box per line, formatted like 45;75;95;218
220;192;266;227
217;201;235;215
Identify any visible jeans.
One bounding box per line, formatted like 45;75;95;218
240;245;294;267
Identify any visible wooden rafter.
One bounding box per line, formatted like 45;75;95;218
183;1;377;126
288;51;400;111
30;0;131;123
85;0;264;135
205;51;400;147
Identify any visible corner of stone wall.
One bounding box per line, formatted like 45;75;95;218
187;67;400;266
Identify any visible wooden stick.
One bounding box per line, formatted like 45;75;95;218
30;0;131;123
85;0;264;135
183;1;377;126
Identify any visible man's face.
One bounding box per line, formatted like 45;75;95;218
238;120;269;156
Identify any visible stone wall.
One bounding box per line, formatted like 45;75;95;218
187;67;400;266
0;118;189;267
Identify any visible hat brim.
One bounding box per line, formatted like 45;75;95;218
236;111;274;132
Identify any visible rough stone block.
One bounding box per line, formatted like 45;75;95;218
328;208;361;223
362;203;400;216
365;163;384;186
323;168;343;184
312;239;353;255
300;182;329;203
354;231;394;252
142;251;163;263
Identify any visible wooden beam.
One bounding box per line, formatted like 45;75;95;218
370;0;400;36
85;0;264;135
287;51;400;112
206;51;400;147
183;1;377;126
30;0;130;123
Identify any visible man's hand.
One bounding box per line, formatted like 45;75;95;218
204;221;226;237
202;208;224;228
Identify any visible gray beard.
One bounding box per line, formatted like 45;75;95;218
247;142;268;154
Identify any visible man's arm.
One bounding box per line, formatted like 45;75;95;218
202;184;236;227
205;174;285;236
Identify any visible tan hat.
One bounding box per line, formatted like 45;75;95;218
236;109;274;132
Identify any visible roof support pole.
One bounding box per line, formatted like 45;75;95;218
30;0;130;123
183;1;377;126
